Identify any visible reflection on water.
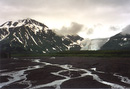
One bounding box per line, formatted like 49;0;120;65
0;58;130;89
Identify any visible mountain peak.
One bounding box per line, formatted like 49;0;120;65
25;18;32;20
22;18;38;24
0;18;49;41
0;18;48;29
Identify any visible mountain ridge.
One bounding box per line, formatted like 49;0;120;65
0;18;83;54
100;32;130;50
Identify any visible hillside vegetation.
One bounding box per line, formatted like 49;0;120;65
11;50;130;57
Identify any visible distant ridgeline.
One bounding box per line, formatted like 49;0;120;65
0;18;83;58
1;18;130;58
101;34;130;50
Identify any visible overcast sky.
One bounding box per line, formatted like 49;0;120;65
0;0;130;38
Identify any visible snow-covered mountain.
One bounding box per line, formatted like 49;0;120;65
0;18;48;41
0;18;83;54
101;25;130;50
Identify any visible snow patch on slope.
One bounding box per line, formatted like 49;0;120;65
13;33;23;44
0;28;10;41
26;29;38;45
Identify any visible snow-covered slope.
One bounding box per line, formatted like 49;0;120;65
101;25;130;50
0;18;48;40
0;18;83;53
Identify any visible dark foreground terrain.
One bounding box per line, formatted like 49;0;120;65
0;57;130;89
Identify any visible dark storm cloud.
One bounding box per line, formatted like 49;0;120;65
0;0;130;17
1;0;130;11
55;22;83;35
88;0;130;6
0;0;130;30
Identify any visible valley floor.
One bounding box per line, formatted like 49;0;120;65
0;57;130;89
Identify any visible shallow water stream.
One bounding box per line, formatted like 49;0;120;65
0;58;130;89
